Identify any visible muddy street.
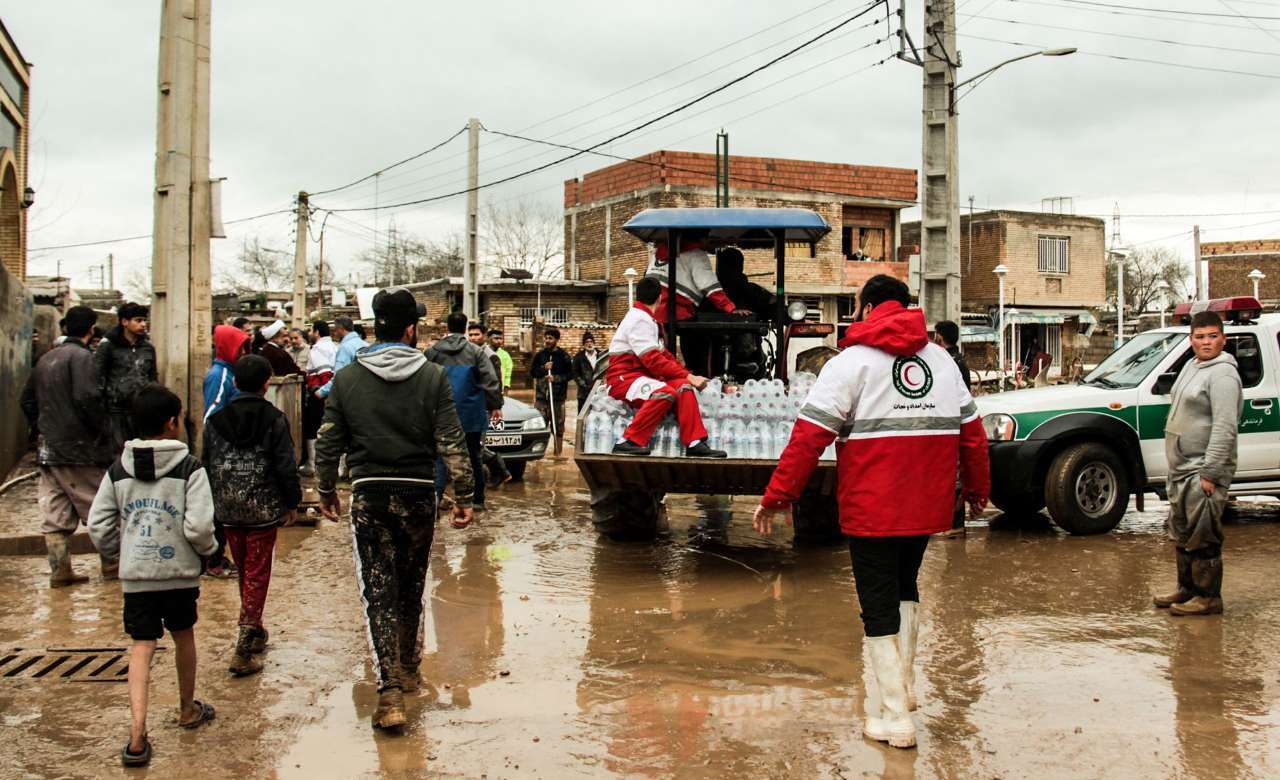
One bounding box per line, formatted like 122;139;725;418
2;455;1280;779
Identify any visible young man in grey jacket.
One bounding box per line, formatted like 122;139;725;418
87;384;219;766
1154;311;1242;616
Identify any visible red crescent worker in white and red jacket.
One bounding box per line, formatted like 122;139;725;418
644;239;737;323
605;276;727;458
753;274;990;751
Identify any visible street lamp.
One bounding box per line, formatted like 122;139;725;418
1111;247;1130;347
994;264;1008;381
624;267;638;306
1249;268;1265;300
952;48;1077;109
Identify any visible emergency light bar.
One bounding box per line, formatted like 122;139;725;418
1173;297;1263;325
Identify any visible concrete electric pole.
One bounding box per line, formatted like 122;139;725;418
463;117;480;320
293;191;309;327
919;0;961;327
1193;224;1203;300
151;0;213;441
107;253;114;291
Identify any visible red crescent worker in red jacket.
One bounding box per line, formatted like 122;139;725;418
605;277;727;459
754;274;990;751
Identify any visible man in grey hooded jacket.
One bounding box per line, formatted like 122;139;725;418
1154;310;1242;616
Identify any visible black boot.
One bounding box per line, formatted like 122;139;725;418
1153;547;1194;608
1171;549;1223;616
685;441;727;459
612;440;652;456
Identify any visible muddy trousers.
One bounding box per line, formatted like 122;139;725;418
848;535;930;637
436;431;485;506
349;486;436;692
621;380;709;448
224;527;277;628
1166;474;1225;598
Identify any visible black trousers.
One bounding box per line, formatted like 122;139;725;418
350;485;436;691
848;535;930;637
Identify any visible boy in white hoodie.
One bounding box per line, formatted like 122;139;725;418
88;384;219;767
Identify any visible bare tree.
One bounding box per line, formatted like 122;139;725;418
480;199;564;279
358;224;464;287
122;265;152;304
1106;246;1191;313
222;236;289;292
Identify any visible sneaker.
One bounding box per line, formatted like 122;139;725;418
205;560;238;579
612;440;652;456
685;441;728;459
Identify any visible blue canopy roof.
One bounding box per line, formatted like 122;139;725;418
621;208;831;247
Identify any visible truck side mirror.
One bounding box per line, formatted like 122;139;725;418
1152;372;1177;396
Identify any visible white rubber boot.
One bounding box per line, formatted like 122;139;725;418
298;440;316;476
899;602;919;711
863;635;917;749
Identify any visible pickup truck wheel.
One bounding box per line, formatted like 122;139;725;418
991;493;1046;517
590;487;666;541
794;491;844;546
1044;442;1129;535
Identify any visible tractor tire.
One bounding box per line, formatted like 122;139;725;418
1044;442;1129;535
590;487;666;541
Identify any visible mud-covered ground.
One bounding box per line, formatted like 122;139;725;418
2;451;1280;779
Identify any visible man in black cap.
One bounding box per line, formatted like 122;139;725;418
95;302;158;453
315;287;474;731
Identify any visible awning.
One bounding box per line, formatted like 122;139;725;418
994;308;1098;336
960;325;998;343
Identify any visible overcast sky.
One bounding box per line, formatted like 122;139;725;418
10;0;1280;294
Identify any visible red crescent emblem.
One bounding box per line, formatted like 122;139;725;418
904;365;920;386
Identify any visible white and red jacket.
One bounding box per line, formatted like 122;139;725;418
606;303;690;400
762;302;990;537
645;243;736;323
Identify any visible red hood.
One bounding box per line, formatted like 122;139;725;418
213;325;250;364
837;301;929;356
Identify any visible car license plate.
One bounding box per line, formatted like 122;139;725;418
485;434;522;447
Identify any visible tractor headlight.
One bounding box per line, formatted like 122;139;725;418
982;413;1017;442
522;416;546;431
787;300;809;322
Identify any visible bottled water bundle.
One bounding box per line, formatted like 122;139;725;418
581;372;834;460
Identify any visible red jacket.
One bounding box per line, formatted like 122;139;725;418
645;244;736;323
762;302;990;537
606;303;689;397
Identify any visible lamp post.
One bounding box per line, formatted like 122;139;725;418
1111;247;1130;347
994;264;1008;382
1249;268;1265;300
624;267;638;306
951;48;1079;110
1006;307;1020;387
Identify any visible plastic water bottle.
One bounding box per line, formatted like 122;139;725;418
584;410;608;454
821;441;836;461
722;418;745;458
611;414;627;447
773;420;793;457
705;418;721;451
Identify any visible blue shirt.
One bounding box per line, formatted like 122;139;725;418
316;331;366;398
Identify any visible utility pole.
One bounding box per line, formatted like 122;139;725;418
107;253;114;290
464;117;480;320
715;129;730;207
151;0;213;443
293;191;309;327
1193;224;1203;300
317;214;326;312
918;0;961;326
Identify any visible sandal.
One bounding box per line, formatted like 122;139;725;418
121;735;152;767
178;700;216;729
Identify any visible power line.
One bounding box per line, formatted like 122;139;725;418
964;34;1280;79
312;0;889;214
1004;0;1280;32
960;13;1280;57
1216;0;1280;46
1051;0;1280;19
307;125;468;197
28;208;296;252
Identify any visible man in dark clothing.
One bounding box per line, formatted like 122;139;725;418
426;313;502;509
572;331;601;412
21;305;115;587
315;288;475;731
203;355;301;677
933;320;970;389
95;302;158;452
256;320;301;376
467;322;511;486
531;328;572;456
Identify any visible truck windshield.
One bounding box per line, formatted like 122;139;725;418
1083;332;1186;389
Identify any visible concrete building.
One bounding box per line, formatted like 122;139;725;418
563;150;918;331
1203;238;1280;303
904;209;1107;373
0;20;29;279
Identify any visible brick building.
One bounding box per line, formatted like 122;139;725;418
563;150;917;332
0;20;30;279
904;210;1107;373
1203;238;1280;302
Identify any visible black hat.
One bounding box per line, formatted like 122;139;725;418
373;287;425;331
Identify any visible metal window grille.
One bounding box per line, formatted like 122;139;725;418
519;307;568;327
1038;236;1069;274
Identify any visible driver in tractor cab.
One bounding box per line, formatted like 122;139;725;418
607;277;728;459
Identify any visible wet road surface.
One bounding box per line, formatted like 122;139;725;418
2;456;1280;778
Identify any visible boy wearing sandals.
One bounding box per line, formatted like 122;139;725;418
87;384;218;766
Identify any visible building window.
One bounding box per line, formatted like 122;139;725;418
1038;236;1069;274
785;241;815;259
842;226;886;261
519;306;568;327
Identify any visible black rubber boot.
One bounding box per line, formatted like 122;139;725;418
612;440;652;456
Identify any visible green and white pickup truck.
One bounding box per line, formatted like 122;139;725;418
976;297;1280;534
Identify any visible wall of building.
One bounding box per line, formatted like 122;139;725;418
1202;239;1280;300
0;23;30;280
0;262;32;479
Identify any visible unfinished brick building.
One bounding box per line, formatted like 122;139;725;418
563;151;917;330
1203;238;1280;302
